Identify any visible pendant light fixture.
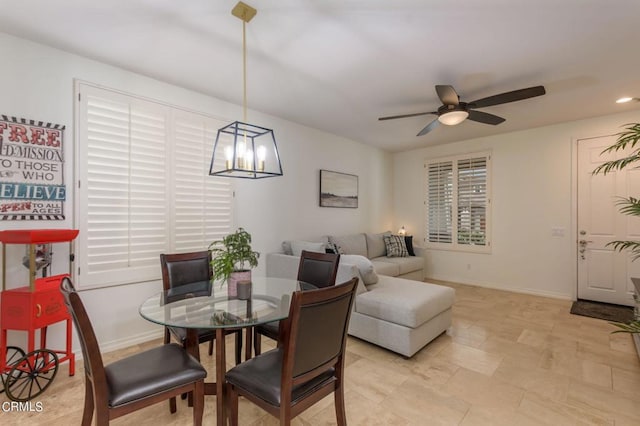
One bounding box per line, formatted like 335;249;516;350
209;1;283;179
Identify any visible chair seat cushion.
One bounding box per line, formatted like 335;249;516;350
256;321;280;340
169;326;240;344
105;343;207;407
169;326;216;344
225;348;336;406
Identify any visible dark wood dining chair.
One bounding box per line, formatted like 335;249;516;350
226;277;358;426
253;250;340;355
60;277;206;426
160;251;243;364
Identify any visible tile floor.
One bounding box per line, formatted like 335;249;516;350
2;281;639;425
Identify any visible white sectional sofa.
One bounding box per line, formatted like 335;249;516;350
282;232;425;280
268;232;455;357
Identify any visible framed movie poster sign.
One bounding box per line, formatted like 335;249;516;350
319;169;358;208
0;115;66;220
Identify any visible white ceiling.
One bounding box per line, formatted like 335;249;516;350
1;0;640;152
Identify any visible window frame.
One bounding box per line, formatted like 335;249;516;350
424;151;491;253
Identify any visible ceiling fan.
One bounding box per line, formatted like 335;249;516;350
379;84;546;136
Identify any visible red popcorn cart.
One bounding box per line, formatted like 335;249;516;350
0;229;78;401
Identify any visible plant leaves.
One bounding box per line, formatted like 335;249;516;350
609;320;640;334
209;227;259;283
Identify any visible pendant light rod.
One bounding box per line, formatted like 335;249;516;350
232;1;256;123
242;20;247;122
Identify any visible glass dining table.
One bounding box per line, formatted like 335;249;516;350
139;276;313;425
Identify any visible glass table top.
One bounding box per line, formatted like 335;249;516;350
139;276;313;329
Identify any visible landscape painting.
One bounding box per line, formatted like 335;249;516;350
319;169;358;208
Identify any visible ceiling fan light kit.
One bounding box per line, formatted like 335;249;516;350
379;84;546;137
438;110;469;126
209;1;283;179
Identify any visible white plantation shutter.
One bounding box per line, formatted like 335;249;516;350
427;161;453;243
76;83;234;288
425;152;490;252
457;157;487;246
172;113;234;251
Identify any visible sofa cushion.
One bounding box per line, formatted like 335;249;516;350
365;232;391;259
383;235;408;257
355;276;455;328
370;259;400;277
340;254;378;285
291;240;326;256
329;234;367;258
374;256;424;275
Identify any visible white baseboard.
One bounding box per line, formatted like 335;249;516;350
72;329;164;361
425;276;573;301
100;329;164;354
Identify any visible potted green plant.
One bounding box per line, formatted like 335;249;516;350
592;123;640;344
209;228;259;297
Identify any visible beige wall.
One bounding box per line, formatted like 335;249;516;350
393;109;640;299
0;32;392;352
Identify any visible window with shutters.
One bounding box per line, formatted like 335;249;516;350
75;83;234;289
425;152;491;252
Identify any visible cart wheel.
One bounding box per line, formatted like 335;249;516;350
5;349;59;402
1;346;26;394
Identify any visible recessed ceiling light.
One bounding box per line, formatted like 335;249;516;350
616;97;634;103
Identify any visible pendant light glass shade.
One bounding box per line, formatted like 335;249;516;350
209;121;282;179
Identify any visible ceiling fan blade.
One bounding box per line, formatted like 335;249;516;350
435;85;459;106
467;110;505;125
417;118;440;136
469;85;546;108
378;111;436;121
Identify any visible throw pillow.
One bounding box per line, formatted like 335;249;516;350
325;241;344;255
281;240;293;255
291;240;326;257
404;235;415;256
340;254;378;285
383;235;408;258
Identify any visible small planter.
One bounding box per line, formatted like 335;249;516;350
228;270;251;298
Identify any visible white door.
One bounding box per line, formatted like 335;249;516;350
577;135;640;306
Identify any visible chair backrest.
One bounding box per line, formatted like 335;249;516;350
296;250;340;288
160;251;212;291
281;277;358;383
60;277;108;396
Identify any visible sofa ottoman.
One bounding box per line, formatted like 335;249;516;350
266;252;455;358
349;275;455;357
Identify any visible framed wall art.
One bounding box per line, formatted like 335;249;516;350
319;169;358;208
0;115;66;220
